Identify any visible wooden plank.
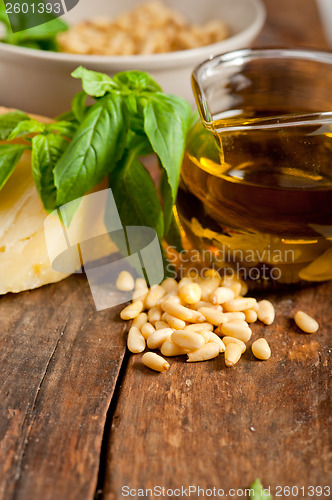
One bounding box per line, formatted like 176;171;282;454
0;275;127;500
254;0;328;49
102;0;332;498
102;282;332;499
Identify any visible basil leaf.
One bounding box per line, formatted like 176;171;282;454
109;149;164;239
143;93;192;208
0;1;10;29
0;143;29;190
164;212;183;253
54;94;126;206
71;90;88;122
249;479;273;499
125;130;153;155
32;133;69;211
0;110;29;140
160;169;173;234
8;119;46;140
71;66;118;98
46;121;77;138
113;71;162;93
55;109;78;123
162;171;183;251
4;0;68;39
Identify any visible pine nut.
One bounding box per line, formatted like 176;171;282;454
240;280;248;295
221;274;236;287
251;302;259;313
135;277;147;290
204;269;221;279
178;277;193;288
199;277;220;300
190;301;222;311
184;323;214;332
294;311;319;333
132;312;148;329
210;287;235;304
162;312;186;330
187;342;220;362
225;342;242;367
245;309;258;323
161;277;178;293
145;285;166;308
127;326;146;353
223;297;257;312
161;301;205;323
208;332;225;352
257;300;275;325
147;328;173;349
120;300;144;320
220;322;252;342
229;282;242;297
148;306;162;324
162;293;183;304
223;312;246;322
199;330;211;343
179;283;202;304
222;336;246;354
252;338;271;360
160;339;188;356
142;352;170;372
213;312;246;334
214;313;245;334
141;322;155;340
132;288;148;304
155;320;170;330
198;307;225;326
116;270;135;291
171;330;205;350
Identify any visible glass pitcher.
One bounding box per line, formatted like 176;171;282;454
176;48;332;288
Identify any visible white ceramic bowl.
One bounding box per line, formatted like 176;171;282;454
0;0;265;116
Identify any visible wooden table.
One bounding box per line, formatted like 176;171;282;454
1;1;331;499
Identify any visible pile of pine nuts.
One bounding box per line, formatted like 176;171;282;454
117;270;319;372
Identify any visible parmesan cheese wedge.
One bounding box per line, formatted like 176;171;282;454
0;149;72;294
0;108;117;294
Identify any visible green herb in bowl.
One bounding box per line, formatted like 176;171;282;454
0;0;68;51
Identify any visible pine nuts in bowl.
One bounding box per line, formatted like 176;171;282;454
0;0;265;115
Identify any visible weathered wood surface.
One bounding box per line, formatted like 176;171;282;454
0;1;331;499
254;0;328;48
103;281;332;499
103;0;332;498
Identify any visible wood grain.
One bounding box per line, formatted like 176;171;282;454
0;276;127;500
102;282;332;499
0;1;331;499
254;0;328;49
102;0;332;498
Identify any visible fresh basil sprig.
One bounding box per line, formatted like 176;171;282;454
0;67;193;255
